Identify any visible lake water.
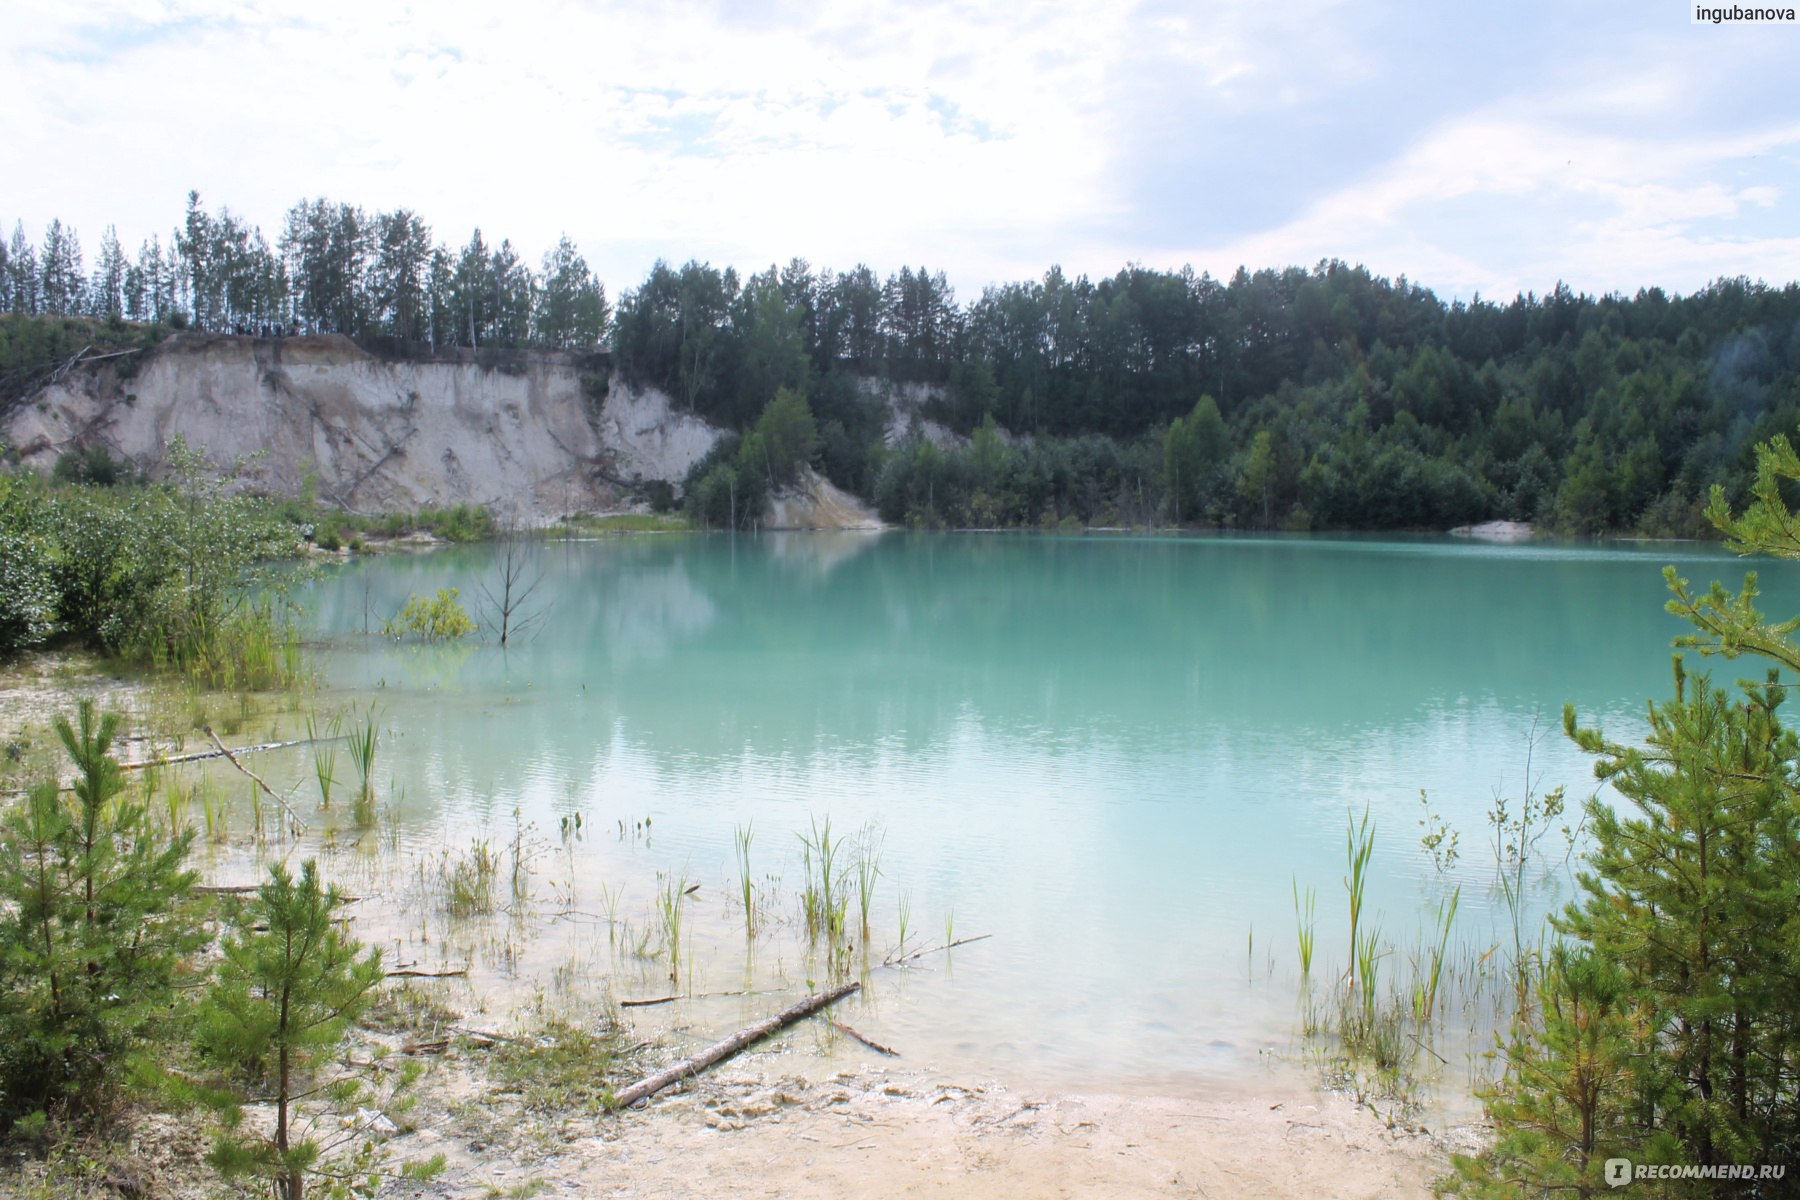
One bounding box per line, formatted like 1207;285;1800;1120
273;531;1798;1096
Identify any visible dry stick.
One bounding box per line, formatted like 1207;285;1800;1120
118;735;324;772
612;981;861;1109
203;726;308;833
6;737;328;799
194;883;362;902
619;988;753;1008
385;967;469;979
883;933;992;967
829;1019;900;1058
1406;1032;1449;1066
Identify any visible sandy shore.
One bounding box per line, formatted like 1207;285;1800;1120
401;1057;1467;1198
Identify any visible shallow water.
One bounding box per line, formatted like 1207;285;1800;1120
246;531;1797;1096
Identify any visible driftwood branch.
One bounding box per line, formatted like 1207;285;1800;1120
384;967;468;979
618;988;752;1008
118;735;322;772
203;726;307;832
883;933;992;967
829;1019;900;1057
613;981;860;1109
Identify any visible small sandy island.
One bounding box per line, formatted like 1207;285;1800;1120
1447;520;1534;542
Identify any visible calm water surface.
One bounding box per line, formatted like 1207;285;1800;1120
273;532;1798;1094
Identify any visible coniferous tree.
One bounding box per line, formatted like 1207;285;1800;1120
90;225;127;318
199;860;385;1200
0;701;200;1129
535;234;608;349
1452;431;1800;1194
37;219;83;316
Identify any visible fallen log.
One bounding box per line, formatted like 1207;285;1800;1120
612;980;860;1109
384;967;468;979
118;735;322;772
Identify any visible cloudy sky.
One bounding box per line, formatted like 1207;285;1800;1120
6;0;1798;303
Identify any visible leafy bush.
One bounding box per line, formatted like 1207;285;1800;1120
0;474;56;651
383;587;475;641
50;443;128;486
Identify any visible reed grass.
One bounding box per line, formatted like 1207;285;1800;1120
896;888;912;956
346;705;380;825
797;816;847;944
1355;919;1385;1023
656;870;689;985
1418;885;1460;1020
854;824;883;942
199;777;226;843
307;712;341;809
734;822;756;937
1344;803;1375;984
1293;877;1317;977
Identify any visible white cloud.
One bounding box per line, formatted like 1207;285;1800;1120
2;0;1796;301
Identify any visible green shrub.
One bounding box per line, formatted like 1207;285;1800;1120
383;587;475;641
0;526;56;652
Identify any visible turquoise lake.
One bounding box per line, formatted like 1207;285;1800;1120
278;531;1800;1095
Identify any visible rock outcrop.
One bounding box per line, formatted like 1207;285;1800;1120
5;332;720;524
766;466;883;531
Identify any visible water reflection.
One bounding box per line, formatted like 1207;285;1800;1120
277;532;1799;1091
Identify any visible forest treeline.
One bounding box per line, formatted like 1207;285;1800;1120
623;260;1800;536
6;193;1800;534
1;192;609;350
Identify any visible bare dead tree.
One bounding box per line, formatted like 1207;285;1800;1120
476;526;548;646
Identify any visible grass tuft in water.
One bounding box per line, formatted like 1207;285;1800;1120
346;705;380;826
307;711;341;810
1344;802;1375;987
734;822;756;938
797;816;848;944
656;870;689;986
443;840;500;917
1292;878;1316;977
854;823;883;943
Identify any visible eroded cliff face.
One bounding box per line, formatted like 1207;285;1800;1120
4;333;720;523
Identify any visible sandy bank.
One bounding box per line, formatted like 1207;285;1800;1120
404;1058;1460;1198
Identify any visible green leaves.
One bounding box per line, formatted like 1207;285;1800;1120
383;586;476;641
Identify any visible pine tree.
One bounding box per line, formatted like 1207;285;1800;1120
199;859;385;1200
1451;429;1800;1193
91;225;127;318
0;700;199;1129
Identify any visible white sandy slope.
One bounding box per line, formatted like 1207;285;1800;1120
5;333;719;525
